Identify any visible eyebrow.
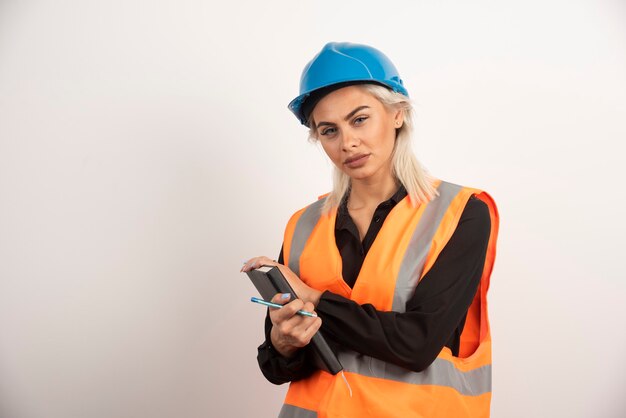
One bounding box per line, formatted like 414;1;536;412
315;105;370;129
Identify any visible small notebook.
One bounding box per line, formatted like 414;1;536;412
246;265;343;375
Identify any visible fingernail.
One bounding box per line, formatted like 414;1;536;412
281;293;290;300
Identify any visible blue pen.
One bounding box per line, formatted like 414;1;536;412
250;297;318;318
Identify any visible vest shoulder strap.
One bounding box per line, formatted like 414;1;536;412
284;196;328;277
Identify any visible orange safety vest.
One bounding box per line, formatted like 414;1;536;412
277;180;499;418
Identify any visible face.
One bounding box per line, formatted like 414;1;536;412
310;85;403;183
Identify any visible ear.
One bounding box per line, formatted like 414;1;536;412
393;108;404;128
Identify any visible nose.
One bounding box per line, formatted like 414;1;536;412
341;127;360;151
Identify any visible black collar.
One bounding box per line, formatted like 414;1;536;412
336;184;408;231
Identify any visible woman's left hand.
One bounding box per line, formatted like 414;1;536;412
241;256;322;307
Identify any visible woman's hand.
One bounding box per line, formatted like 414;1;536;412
266;293;322;358
241;256;322;306
241;256;323;358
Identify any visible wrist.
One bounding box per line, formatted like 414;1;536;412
308;289;322;307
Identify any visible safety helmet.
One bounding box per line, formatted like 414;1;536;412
288;42;409;126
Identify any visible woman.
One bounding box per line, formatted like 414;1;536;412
242;42;499;418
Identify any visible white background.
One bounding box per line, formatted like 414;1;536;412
1;0;625;417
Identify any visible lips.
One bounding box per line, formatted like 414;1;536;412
344;153;370;168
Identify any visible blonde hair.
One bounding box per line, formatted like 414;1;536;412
306;84;438;213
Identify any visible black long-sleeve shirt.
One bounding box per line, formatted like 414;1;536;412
257;187;491;384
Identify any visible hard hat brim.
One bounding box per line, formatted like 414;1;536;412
289;79;407;127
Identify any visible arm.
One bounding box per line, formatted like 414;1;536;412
316;197;491;372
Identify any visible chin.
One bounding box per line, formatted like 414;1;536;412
346;169;375;181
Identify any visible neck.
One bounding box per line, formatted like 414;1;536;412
348;173;399;210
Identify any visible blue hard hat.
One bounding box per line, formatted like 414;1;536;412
288;42;409;126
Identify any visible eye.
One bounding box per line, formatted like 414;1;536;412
354;116;368;125
320;127;336;136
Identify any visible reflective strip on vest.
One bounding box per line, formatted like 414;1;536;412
279;404;318;418
338;349;491;396
392;181;462;311
288;197;327;277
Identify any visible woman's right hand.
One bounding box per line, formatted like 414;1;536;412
268;293;322;358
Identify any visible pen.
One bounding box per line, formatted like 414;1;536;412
250;297;318;318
